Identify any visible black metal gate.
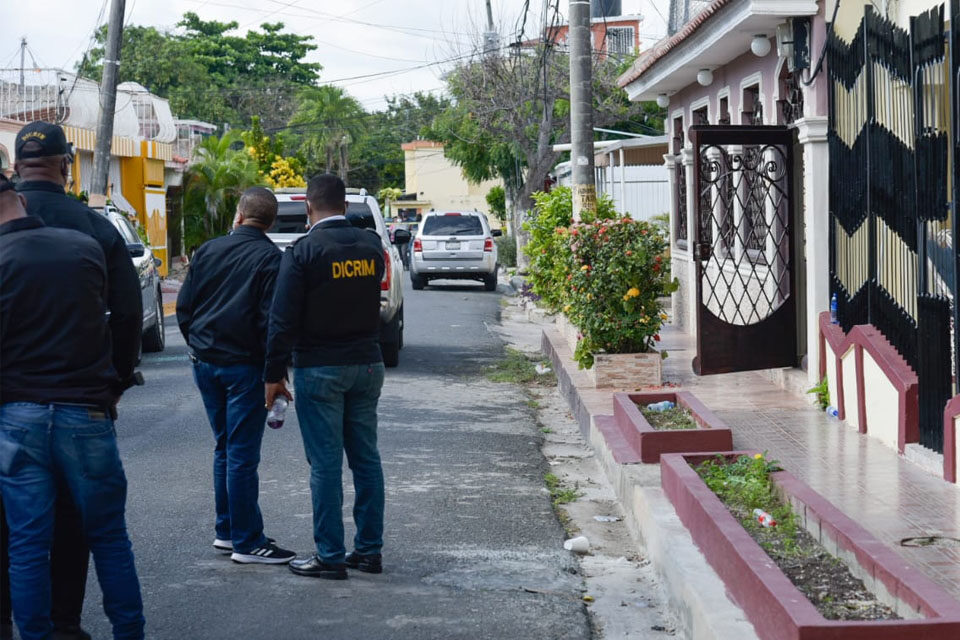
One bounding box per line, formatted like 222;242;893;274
828;3;958;453
690;125;797;375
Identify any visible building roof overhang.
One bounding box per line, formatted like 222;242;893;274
617;0;819;101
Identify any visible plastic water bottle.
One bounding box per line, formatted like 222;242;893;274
753;509;777;528
645;401;676;412
266;397;288;429
830;293;838;325
825;406;839;418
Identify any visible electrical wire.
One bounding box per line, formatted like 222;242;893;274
802;0;841;86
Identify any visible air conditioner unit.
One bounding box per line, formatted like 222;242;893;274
776;22;794;68
776;19;811;72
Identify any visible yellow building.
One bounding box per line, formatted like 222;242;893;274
0;72;176;275
402;140;503;227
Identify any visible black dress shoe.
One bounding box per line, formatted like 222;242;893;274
345;551;383;574
289;555;347;580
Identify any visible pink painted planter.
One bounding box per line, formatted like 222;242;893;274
660;452;960;640
603;391;733;463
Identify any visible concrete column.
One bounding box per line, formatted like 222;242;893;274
795;116;830;386
619;147;626;214
681;146;699;338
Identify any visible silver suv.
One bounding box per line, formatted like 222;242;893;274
93;204;165;353
267;189;406;367
410;211;500;291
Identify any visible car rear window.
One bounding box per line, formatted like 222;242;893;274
273;201;307;233
422;214;483;236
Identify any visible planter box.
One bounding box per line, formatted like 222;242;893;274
611;391;733;463
587;352;662;388
555;313;579;353
660;452;960;640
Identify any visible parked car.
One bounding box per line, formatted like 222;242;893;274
410;210;501;291
267;188;407;367
93;204;165;353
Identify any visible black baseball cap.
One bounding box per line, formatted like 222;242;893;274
16;121;71;160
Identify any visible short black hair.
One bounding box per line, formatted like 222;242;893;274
306;173;346;212
238;187;278;227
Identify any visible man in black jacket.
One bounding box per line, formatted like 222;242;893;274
265;174;386;580
0;173;145;640
177;187;295;564
3;121;142;640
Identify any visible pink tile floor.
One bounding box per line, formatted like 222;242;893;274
656;325;960;600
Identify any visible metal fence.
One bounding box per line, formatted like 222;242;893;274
828;3;958;453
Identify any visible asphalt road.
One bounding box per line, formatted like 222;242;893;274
73;278;591;640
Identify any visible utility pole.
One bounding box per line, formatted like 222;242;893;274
18;37;26;120
91;0;126;196
569;0;596;219
483;0;499;55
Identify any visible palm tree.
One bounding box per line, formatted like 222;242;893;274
289;86;365;182
183;132;263;251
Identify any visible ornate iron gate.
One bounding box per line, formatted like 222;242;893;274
828;4;958;453
690;125;797;375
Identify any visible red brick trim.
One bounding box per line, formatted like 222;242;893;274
612;391;733;463
856;344;867;434
944;395;960;484
661;452;960;639
819;312;919;453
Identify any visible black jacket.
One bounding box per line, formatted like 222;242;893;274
0;217;119;406
17;180;142;383
265;219;384;382
177;225;282;367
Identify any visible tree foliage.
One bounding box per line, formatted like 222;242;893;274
183;133;263;252
77;13;321;128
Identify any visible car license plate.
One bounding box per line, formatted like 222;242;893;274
446;241;461;250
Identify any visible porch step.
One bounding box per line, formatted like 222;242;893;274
904;443;945;479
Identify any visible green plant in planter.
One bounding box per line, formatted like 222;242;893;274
565;218;679;369
523;186;617;312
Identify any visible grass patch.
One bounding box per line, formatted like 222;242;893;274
526;399;541;409
486;348;556;386
544;472;582;507
638;404;698;430
540;427;553;434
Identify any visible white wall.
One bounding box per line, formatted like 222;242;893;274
596;164;670;221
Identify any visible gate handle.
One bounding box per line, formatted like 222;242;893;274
698;242;711;261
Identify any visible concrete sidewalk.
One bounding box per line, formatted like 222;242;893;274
549;315;960;603
161;278;181;317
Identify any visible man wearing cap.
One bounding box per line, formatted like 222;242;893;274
0;173;145;639
4;121;142;640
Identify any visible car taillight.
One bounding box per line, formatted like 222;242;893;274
484;237;494;252
381;249;391;291
413;238;422;253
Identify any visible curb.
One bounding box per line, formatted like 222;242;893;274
542;326;760;640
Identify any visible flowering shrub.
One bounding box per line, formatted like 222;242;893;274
565;217;678;368
523;186;617;311
264;157;307;189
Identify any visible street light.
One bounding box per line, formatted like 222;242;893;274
697;69;714;86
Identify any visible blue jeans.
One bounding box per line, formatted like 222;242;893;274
192;361;269;553
0;403;144;640
294;364;385;563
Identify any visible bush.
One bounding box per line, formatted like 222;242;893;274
566;218;678;368
495;235;517;267
523;186;618;312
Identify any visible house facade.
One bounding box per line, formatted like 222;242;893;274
401;140;503;226
619;0;960;483
0;71;179;275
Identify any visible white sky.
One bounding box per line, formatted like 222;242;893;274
1;0;670;113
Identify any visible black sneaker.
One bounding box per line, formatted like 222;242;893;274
288;555;348;580
231;541;295;564
345;551;383;574
215;536;274;553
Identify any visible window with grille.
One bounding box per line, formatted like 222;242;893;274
606;27;635;56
